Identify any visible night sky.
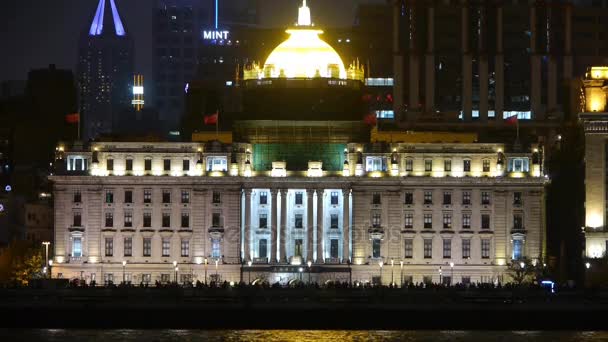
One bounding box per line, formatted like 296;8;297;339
0;0;385;82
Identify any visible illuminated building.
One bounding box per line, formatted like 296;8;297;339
51;2;548;286
78;0;134;140
132;75;144;111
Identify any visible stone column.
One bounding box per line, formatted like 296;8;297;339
316;189;324;263
270;189;278;263
342;188;351;263
244;189;252;262
307;189;314;263
280;189;288;263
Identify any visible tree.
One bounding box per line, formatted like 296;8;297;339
9;246;44;286
506;258;538;285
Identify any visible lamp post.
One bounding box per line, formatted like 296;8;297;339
439;267;442;285
450;262;454;286
585;262;591;287
399;261;404;287
390;259;394;286
175;267;179;284
42;242;50;278
122;260;127;284
48;260;53;279
173;261;178;283
247;260;252;284
298;267;303;282
307;260;312;284
204;258;208;285
215;259;219;282
378;261;384;286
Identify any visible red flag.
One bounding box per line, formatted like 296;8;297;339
505;115;518;125
65;113;79;124
364;113;377;126
204;111;218;125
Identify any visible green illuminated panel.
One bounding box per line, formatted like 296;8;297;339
253;143;346;171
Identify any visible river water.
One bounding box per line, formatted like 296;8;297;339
0;330;606;341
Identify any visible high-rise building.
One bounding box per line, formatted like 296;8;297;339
77;0;134;140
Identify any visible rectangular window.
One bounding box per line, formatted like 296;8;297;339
513;213;524;230
142;274;151;284
124;190;133;204
107;159;114;171
124;237;132;257
404;239;413;258
126;159;133;172
404;192;414;205
481;214;490;229
405;159;413;171
295;192;303;205
105;190;114;204
424;191;432;205
481;239;491;259
143;212;151;227
74;191;82;203
443;192;452;205
181;212;190;228
73;212;82;227
295;214;303;228
143;238;151;257
514;192;522;205
481;191;491;205
212;239;221;258
444;159;452;172
462;239;471;259
144;159;152;171
330;239;339;258
182;159;190;171
105;212;113;227
259;191;268;205
212;191;221;204
259;213;268;228
212;213;221;227
124;211;133;227
163;159;171;171
181;239;190;257
424;213;432;229
160;274;170;284
443;213;452;229
162;190;171;204
404;212;413;229
331;192;339;205
162;238;170;257
425;159;433;172
372;239;381;258
483;160;491;172
72;237;82;257
462;213;471;229
206;156;228;172
330;214;339;228
259;239;268;258
423;239;432;258
372;211;381;227
162;212;171;228
372;193;381;204
294;239;303;257
144;189;152;203
443;239;451;258
463;160;471;172
366;156;383;172
105;238;113;257
104;273;114;285
513;239;523;259
462;191;471;205
181;190;190;204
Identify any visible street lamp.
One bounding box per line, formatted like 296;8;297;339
42;242;50;278
399;261;404;287
439;267;443;285
378;261;384;286
585;262;591;269
390;259;394;286
307;260;312;284
48;260;53;279
298;267;303;282
450;262;454;285
520;261;525;269
215;259;219;282
175;267;179;284
247;260;252;284
204;258;208;285
122;260;127;284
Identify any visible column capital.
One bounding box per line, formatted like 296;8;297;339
269;188;279;195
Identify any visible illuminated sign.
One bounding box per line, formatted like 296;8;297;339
203;30;230;40
133;86;144;95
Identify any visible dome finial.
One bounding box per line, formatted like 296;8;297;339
298;0;311;26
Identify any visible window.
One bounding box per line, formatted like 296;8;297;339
163;159;171;171
462;213;471;229
259;192;268;205
212;213;221;227
366;156;383;172
212;191;221;204
295;192;303;205
181;240;190;257
425;159;433;172
461;276;471;285
181;212;190;228
404;239;413;258
514;213;523;230
483;159;491;172
73;212;82;227
424;191;432;204
124;190;133;203
424;213;432;229
182;159;190;171
513;239;523;259
105;190;114;204
405;158;413;171
126;159;133;172
162;190;171;204
405;192;413;205
481;239;491;259
463;160;471;172
514;192;522;205
462;239;471;259
160;274;170;284
144;189;152;203
105;212;113;227
423;239;432;258
143;238;151;257
144;159;152;171
423;276;432;284
107;159;114;171
105;238;113;257
404;212;413;229
259;213;268;228
207;156;228;172
294;239;303;257
73;191;82;203
372;239;381;258
162;238;170;257
462;191;471;205
330;214;339;228
72;237;82;257
481;191;491;205
124;237;132;257
212;238;222;258
295;214;303;228
481;214;490;229
104;273;114;285
509;158;529;172
259;239;268;258
443;239;451;258
331;192;339;205
443;192;452;205
142;274;151;284
181;190;190;204
372;211;381;227
443;213;452;229
162;212;171;228
67;156;87;171
372;193;381;204
143;212;151;227
444;159;452;172
330;239;339;258
124;211;133;227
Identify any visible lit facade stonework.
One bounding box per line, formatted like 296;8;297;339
50;141;547;286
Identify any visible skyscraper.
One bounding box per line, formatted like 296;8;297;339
77;0;134;140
